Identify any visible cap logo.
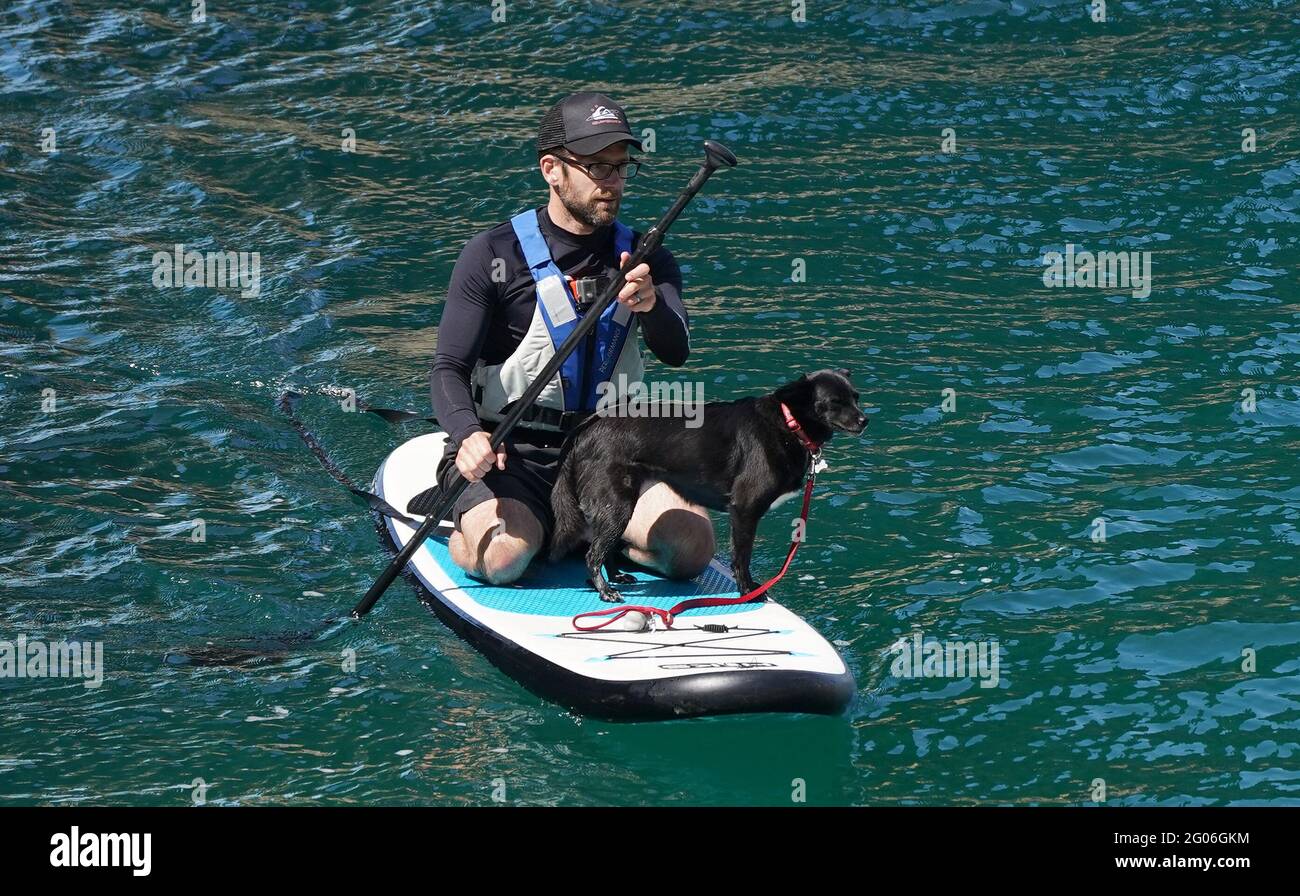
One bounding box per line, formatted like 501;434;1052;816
586;104;623;125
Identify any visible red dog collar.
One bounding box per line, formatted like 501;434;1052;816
780;402;822;454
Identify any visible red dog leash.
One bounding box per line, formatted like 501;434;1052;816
572;403;822;633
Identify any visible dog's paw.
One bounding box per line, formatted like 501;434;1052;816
609;571;637;585
586;577;625;603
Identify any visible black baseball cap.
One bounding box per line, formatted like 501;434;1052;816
536;92;643;157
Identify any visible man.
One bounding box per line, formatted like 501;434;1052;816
429;91;716;586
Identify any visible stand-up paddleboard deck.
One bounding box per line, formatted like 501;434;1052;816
373;432;855;720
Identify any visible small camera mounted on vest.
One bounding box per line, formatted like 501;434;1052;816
567;275;610;312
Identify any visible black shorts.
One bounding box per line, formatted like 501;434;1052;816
435;431;563;542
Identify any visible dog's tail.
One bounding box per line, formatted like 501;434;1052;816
548;456;586;564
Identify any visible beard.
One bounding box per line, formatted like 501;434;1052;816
557;174;620;228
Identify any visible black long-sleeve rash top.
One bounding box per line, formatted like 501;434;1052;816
429;205;691;447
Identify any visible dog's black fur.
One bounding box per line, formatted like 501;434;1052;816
549;368;868;602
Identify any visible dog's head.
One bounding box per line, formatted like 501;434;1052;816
777;368;868;436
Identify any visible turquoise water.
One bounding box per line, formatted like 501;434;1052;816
2;0;1298;805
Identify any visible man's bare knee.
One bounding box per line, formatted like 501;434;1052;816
449;499;543;583
480;536;536;584
651;511;716;580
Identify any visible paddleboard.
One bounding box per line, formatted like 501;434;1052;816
372;431;856;720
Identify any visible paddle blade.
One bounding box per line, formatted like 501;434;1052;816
349;488;418;528
365;406;434;425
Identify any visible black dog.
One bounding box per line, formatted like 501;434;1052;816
549;368;868;602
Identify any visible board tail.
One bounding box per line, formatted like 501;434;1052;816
548;457;586;563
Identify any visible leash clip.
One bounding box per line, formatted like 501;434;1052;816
808;448;826;479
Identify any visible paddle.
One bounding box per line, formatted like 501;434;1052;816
350;139;738;620
363;405;435;425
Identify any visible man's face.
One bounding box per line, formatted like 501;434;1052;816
546;142;632;229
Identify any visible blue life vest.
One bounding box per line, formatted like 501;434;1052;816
509;208;637;412
469;209;646;431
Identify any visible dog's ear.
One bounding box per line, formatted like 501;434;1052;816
779;374;815;402
835;367;851;380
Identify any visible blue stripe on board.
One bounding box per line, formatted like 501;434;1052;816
419;534;755;618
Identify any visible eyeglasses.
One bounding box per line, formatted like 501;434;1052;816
553;152;641;181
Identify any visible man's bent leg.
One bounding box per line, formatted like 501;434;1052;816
448;497;545;585
619;481;716;580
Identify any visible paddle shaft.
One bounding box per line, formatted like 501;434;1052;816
351;140;737;619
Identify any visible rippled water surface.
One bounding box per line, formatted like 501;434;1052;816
2;0;1298;805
